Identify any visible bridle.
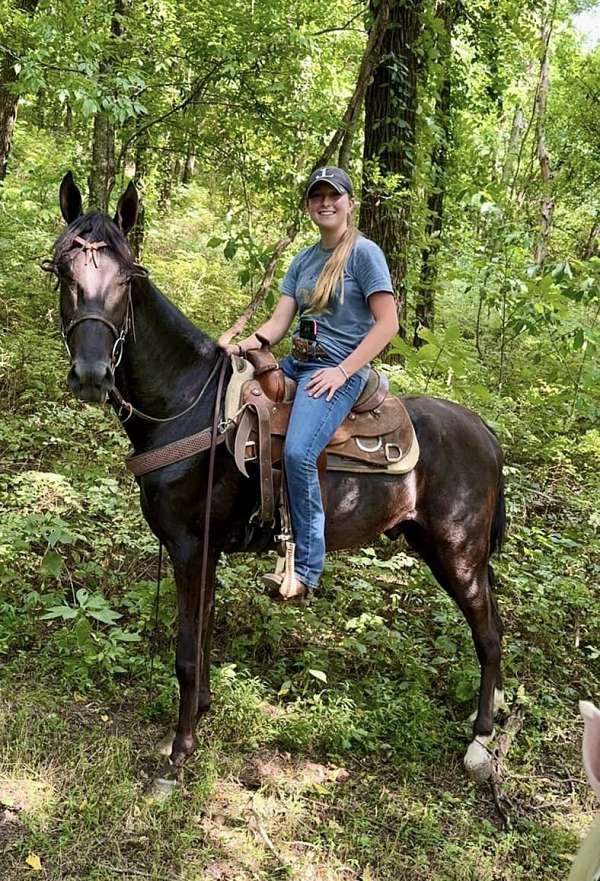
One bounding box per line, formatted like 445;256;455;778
55;234;225;425
59;236;134;372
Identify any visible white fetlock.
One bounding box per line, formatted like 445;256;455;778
464;733;495;782
494;688;507;713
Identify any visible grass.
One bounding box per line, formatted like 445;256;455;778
0;526;598;880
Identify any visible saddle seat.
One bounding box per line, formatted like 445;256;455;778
224;339;419;523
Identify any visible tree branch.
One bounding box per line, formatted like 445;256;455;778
219;0;391;346
116;61;224;168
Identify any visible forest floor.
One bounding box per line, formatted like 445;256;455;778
1;185;600;880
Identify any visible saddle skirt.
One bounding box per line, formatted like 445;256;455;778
224;353;419;479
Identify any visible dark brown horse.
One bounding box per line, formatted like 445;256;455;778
48;174;506;781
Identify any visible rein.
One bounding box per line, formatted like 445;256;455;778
110;356;223;425
195;355;229;718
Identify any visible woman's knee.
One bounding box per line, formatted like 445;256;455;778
284;438;317;472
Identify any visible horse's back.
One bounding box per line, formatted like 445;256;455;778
401;394;503;470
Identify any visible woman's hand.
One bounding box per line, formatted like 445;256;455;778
219;342;240;356
306;366;348;401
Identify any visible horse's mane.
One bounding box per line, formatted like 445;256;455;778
49;212;146;277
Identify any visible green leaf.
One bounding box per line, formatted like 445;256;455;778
40;550;63;578
308;668;327;683
41;606;78;620
443;323;461;343
223;240;238;260
88;608;122;624
111;629;140;641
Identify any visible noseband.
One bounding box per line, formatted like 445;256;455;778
60;236;133;369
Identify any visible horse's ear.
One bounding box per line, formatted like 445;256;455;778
114;182;138;236
581;701;600;800
59;171;83;224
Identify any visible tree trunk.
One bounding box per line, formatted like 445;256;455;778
533;17;554;270
413;1;455;346
360;0;423;337
414;75;451;345
88;0;124;212
581;216;600;260
129;135;147;258
182;142;196;184
0;0;38;181
502;106;525;185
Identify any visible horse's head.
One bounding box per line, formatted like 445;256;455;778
49;172;141;402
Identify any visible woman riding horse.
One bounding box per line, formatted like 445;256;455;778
220;166;399;604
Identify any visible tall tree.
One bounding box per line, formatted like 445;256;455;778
0;0;38;181
533;12;554;269
360;0;423;335
413;0;455;345
88;0;124;211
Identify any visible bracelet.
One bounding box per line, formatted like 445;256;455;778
337;364;350;382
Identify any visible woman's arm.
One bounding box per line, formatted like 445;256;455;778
306;293;399;399
218;295;298;354
339;292;399;376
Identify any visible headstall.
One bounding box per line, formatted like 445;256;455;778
59;237;134;371
57;235;223;427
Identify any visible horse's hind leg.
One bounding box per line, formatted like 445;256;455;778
401;523;503;779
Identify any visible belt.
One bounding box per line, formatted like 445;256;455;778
291;337;329;361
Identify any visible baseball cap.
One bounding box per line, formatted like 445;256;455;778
305;166;353;198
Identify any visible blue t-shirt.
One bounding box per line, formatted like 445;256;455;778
280;235;394;379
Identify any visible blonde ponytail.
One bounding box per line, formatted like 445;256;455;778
308;223;361;313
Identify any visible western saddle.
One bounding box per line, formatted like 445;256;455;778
225;337;419;524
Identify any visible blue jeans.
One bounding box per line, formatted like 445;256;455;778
279;355;366;589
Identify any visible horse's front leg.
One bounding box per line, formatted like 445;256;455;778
169;538;217;767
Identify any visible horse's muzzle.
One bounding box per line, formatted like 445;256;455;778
68;360;114;403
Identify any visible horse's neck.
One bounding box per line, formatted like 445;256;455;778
115;278;218;447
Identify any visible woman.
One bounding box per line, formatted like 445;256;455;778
219;167;399;602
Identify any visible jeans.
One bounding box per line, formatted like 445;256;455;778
279;355;367;589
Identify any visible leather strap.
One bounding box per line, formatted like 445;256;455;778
232;395;275;523
234;408;254;478
126;428;225;476
253;396;274;522
194;355;229;716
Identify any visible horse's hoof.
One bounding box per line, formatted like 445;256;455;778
464;734;494;782
145;774;178;802
156;731;176;757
